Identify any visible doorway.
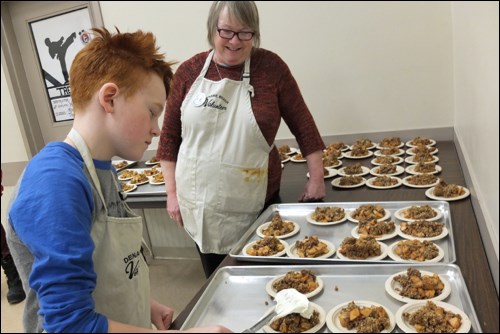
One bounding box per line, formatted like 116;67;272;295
1;1;103;157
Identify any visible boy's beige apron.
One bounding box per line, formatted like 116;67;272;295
68;129;151;328
176;50;271;253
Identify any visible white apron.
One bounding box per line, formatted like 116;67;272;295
68;129;151;328
176;50;271;253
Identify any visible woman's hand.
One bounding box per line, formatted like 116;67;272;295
167;193;183;227
161;160;183;227
299;150;326;202
300;178;326;202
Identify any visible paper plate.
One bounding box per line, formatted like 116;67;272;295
385;270;451;303
263;302;326;333
326;300;395;333
266;273;324;299
425;186;470;201
387;240;444;263
256;221;300;239
395;301;471;333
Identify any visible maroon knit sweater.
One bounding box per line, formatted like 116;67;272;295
157;48;324;202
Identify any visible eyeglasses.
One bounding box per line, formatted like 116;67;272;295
217;28;255;41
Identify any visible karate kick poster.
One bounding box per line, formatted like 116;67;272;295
30;8;93;122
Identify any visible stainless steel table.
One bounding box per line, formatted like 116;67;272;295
128;141;499;332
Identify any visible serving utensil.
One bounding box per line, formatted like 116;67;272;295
242;288;311;333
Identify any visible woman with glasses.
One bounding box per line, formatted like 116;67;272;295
157;1;325;278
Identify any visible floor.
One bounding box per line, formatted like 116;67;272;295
1;184;206;333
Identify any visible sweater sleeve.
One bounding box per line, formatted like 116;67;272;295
8;144;107;332
275;55;325;156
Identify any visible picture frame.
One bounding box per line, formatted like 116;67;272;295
29;7;93;122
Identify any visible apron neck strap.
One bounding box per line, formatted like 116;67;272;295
242;55;251;85
204;50;253;87
67;128;107;206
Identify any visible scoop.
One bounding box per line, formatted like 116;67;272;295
242;288;312;333
273;288;312;320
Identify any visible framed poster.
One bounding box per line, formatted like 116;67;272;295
30;7;93;122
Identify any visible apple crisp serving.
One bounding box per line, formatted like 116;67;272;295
414;162;438;173
401;205;438;220
246;237;285;256
352;138;374;149
339;236;382;259
379;137;402;148
412;153;435;163
409;137;434;146
113;160;129;169
351;205;386;221
373;156;400;164
379;147;401;156
393;268;445;300
129;173;148;185
371;176;399;187
410;145;437;155
271;269;319;295
270;310;321;333
406;174;438;186
278;144;291;155
402;301;462;333
374;164;397;175
339;175;364;186
399;220;444;238
344;163;363;175
433;181;466;198
294;235;329;258
350;146;370;157
393;240;440;261
261;213;295;237
311;206;345;222
357;219;395;238
338;301;391;333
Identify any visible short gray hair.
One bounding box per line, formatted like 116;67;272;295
206;1;261;49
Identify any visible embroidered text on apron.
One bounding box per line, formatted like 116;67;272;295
176;50;271;253
68;129;151;328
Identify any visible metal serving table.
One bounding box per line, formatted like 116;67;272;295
143;141;497;332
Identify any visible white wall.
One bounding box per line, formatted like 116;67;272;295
1;1;457;157
1;66;29;162
98;1;455;148
1;2;498;266
452;1;499;257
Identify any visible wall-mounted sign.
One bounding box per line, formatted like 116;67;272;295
30;7;93;122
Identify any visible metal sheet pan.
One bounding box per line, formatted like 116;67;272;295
229;201;456;264
180;264;480;332
118;167;166;196
125;182;165;196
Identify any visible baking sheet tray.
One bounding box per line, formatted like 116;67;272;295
118;167;166;196
180;264;480;332
125;182;165;196
229;201;456;264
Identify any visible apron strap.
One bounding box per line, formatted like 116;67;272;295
242;53;254;97
204;50;255;98
67;128;108;211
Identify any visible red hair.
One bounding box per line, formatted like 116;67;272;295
70;27;175;111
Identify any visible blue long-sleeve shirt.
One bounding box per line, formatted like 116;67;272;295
8;142;111;332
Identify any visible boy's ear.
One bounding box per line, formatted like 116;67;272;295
99;83;119;113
